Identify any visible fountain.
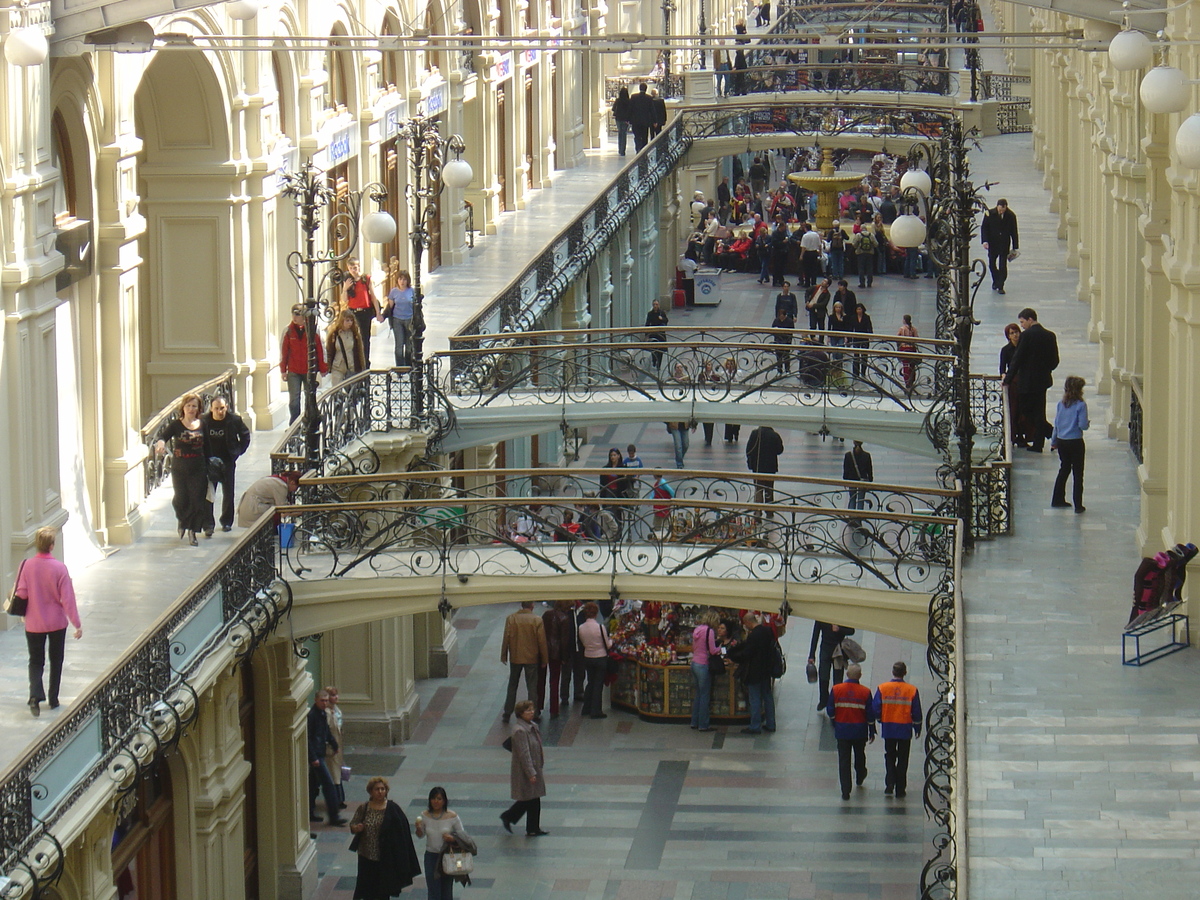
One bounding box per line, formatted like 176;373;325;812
786;148;868;231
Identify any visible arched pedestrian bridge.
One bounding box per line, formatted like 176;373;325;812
431;326;959;456
278;468;960;644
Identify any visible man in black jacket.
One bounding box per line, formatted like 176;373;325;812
981;198;1019;293
649;87;667;137
308;690;347;825
843;441;874;512
746;426;785;504
628;82;655;151
1001;308;1059;453
202;395;251;534
727;613;778;734
808;621;856;711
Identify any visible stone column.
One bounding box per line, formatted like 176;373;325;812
252;639;318;900
323;616;420;745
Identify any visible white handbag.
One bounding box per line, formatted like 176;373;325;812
441;850;474;876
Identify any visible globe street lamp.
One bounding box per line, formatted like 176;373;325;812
281;162;395;470
395;114;471;415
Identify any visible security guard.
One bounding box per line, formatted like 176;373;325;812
872;661;922;799
828;663;875;801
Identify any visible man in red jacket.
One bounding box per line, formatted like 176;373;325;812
281;304;328;423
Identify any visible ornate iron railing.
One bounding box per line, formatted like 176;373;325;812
770;2;950;33
278;495;957;595
452;118;691;341
300;466;958;517
0;516;288;897
995;101;1032;134
140;369;237;497
679;99;956;141
603;73;685;107
965;375;1012;539
920;529;964;900
979;71;1030;101
728;63;957;97
269;366;452;476
433;338;954;415
1129;377;1144;464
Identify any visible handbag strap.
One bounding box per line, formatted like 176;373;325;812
8;558;27;600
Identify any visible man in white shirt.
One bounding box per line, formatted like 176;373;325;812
799;224;824;289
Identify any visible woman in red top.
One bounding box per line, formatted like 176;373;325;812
342;258;383;367
14;527;82;717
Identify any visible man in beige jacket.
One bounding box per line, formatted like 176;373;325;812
501;602;549;722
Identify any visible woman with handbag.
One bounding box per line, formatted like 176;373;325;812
690;610;723;732
348;776;422;899
13;527;82;717
500;700;549;835
414;786;468;900
577;602;610;719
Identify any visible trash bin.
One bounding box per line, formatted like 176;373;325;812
694;267;722;306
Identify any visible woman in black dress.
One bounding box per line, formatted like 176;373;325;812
349;776;422;899
154;393;213;545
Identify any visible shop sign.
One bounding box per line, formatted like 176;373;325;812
419;81;449;117
381;98;410;141
492;51;513;84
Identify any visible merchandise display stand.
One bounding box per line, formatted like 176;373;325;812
1122;613;1189;666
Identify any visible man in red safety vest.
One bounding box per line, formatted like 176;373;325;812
872;661;922;799
827;663;875;801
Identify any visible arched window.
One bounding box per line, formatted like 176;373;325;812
325;27;351;112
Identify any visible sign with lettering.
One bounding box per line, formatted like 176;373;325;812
418;82;448;118
492;51;513;84
380;97;409;141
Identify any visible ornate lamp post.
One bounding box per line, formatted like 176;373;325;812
889;123;988;549
394;114;472;416
281;162;396;470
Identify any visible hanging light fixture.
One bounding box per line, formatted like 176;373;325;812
889;214;927;249
1175;113;1200;169
1140;64;1189;114
1108;28;1153;71
361;209;398;243
226;0;260;20
4;25;48;66
442;157;474;189
899;168;931;197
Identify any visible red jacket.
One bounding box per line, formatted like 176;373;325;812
280;322;327;376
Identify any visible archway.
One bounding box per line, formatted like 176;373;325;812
133;49;233;415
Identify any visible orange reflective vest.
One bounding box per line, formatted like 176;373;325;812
873;679;921;739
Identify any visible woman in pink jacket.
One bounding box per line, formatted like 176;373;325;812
13;527;82;717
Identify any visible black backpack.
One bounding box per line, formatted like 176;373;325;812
769;638;787;679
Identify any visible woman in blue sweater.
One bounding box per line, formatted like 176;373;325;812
1050;376;1089;513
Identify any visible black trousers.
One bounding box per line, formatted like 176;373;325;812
988;248;1009;289
212;459;238;529
309;759;340;821
1018;390;1051;450
502;797;541;833
583;656;608;717
816;645;843;708
884;737;912;795
27;628;66;705
352;308;375;366
836;738;868;797
632;125;650;151
1052;438;1085;508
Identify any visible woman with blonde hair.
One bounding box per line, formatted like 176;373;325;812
348;776;422;899
386;265;416;367
1050;375;1089;514
327;309;367;386
154;392;213;545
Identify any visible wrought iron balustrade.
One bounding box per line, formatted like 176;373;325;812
730;62;957;97
679;99;956;140
270;366;452;475
452;118;691;341
433;338;954;414
300;466;958;519
770;2;950;33
278;495;957;594
0;516;287;897
1129;377;1144;464
140;369;237;496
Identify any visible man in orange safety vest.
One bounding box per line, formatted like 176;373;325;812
872;661;922;799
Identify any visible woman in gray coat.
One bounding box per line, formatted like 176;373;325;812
499;700;548;836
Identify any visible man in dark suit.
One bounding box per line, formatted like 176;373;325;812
308;690;346;825
628;82;655;151
649;87;667;137
1002;307;1059;452
981;198;1019;293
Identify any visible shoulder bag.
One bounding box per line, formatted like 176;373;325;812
839;636;866;664
442;850;475;876
5;559;28;617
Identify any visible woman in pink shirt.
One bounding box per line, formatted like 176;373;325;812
577;603;610;720
13;527;82;717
